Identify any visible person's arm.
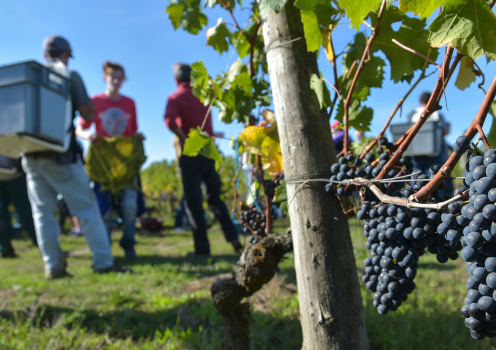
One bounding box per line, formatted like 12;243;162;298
75;124;97;142
171;127;188;142
164;96;187;141
77;103;95;123
71;71;94;123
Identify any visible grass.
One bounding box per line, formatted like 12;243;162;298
1;215;496;349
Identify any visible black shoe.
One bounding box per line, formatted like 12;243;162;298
0;249;18;258
232;241;243;252
124;250;137;260
94;264;133;274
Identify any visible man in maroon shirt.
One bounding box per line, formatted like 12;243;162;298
164;63;242;256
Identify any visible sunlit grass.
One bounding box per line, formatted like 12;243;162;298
0;215;495;349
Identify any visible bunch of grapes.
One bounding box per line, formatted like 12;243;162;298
326;136;414;198
360;200;423;314
454;136;496;339
240;206;267;237
358;146;467;315
265;173;285;206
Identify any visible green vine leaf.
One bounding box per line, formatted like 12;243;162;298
234;32;250;58
428;0;496;61
398;0;448;19
206;18;233;54
235;72;253;94
300;10;322;52
335;100;373;132
337;0;382;29
370;7;438;83
310;73;333;109
455;56;477;91
295;0;337;52
165;0;208;35
190;61;210;102
183;127;223;169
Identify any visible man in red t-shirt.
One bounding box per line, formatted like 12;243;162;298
76;61;144;259
164;63;241;256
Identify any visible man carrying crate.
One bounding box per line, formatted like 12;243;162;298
21;35;129;279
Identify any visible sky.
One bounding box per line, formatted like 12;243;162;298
1;1;495;167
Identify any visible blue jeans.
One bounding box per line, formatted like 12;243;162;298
95;182;138;256
23;157;114;274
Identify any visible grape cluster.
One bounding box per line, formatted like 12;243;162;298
326;137;414;198
240;206;268;237
359;155;466;314
360;201;423;314
265;173;284;206
456;137;496;339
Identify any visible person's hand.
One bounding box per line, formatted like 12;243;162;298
136;132;146;140
88;134;98;143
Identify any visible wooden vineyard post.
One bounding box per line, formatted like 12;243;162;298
262;2;369;349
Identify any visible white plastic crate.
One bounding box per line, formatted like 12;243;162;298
0;60;72;157
390;121;444;157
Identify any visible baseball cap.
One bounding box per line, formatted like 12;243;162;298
42;35;73;57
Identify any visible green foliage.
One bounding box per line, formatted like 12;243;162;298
337;0;382;29
183;128;223;169
274;179;288;215
3;219;496;350
429;0;496;60
310;73;333;109
206;18;233;54
166;0;208;34
141;159;182;199
300;10;322;52
335;99;373;132
370;7;438;83
351;136;376;155
295;0;339;52
399;0;447;19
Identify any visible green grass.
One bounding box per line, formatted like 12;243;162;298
1;216;496;349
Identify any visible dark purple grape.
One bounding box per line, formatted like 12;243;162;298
473;165;487;180
487;163;496;180
483;204;496;220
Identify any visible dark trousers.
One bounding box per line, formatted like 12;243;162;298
179;155;238;255
174;197;186;228
0;175;38;253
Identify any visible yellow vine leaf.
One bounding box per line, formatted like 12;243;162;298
239;126;267;155
261;136;284;176
322;25;335;62
455;56;477;91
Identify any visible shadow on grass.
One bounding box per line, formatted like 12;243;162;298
115;254;239;267
363;302;495;350
0;301;302;349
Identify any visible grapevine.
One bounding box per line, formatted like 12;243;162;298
167;0;496;344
